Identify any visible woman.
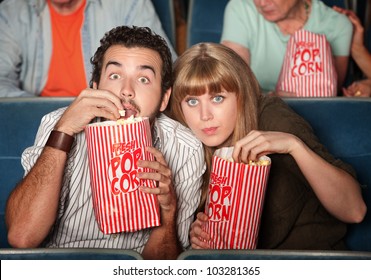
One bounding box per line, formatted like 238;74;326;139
333;6;371;97
221;0;352;93
168;43;366;249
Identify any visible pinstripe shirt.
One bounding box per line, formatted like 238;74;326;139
21;108;205;253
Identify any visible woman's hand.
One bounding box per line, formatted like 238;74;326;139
343;79;371;97
190;212;211;249
232;130;300;163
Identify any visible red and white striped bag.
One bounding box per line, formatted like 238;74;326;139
203;147;271;249
85;117;160;234
276;29;337;97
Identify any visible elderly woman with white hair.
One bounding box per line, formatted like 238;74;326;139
221;0;353;94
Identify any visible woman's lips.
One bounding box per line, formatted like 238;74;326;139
202;127;218;135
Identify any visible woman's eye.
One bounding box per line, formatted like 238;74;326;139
109;73;121;80
138;77;150;84
213;95;224;103
186;98;198;106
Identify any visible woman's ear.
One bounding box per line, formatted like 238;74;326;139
159;88;172;112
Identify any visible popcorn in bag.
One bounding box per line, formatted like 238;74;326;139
85;117;160;234
203;147;271;249
276;29;337;97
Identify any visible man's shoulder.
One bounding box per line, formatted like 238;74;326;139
156;114;203;150
39;107;67;126
0;0;32;16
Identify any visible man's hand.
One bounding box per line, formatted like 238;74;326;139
55;88;123;135
137;146;177;214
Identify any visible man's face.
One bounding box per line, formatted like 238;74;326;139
97;45;170;120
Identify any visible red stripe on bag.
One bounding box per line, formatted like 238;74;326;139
85;118;160;234
276;29;337;97
205;154;270;249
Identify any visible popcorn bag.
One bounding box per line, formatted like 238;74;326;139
203;147;271;249
276;29;337;97
85;117;160;234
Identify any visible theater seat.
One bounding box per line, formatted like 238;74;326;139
0;97;73;248
151;0;176;48
0;248;142;260
178;249;371;260
1;97;370;255
186;0;228;47
284;98;371;251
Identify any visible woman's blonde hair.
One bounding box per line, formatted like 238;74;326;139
168;43;262;211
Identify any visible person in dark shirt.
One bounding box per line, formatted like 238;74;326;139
168;42;366;249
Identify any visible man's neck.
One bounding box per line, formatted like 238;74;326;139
49;0;85;15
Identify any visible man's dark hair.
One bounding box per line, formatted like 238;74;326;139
90;26;173;95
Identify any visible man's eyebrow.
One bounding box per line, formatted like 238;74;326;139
139;65;156;77
104;61;157;76
105;61;121;70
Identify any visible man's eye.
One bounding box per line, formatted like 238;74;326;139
186;98;198;106
213;96;224;103
109;73;121;80
138;77;149;84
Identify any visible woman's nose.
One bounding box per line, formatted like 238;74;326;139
200;104;213;121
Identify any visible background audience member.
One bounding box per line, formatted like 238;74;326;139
168;43;366;250
5;26;204;260
0;0;176;97
333;6;371;97
221;0;352;93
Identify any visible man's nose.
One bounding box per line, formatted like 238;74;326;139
120;80;135;98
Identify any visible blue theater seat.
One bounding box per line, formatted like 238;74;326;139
152;0;176;49
1;97;371;257
178;249;371;260
0;97;73;248
0;248;142;260
186;0;228;47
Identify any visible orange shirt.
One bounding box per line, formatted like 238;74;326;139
41;0;87;97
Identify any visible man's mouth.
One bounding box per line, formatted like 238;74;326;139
123;109;136;118
121;102;139;119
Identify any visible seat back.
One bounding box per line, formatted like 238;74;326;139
151;0;176;48
0;97;73;248
321;0;347;9
284;98;371;251
178;249;371;260
186;0;229;47
0;248;143;260
1;98;370;252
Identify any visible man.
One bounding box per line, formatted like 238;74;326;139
5;26;205;260
0;0;177;97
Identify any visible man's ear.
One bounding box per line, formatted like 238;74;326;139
92;82;98;89
159;88;172;112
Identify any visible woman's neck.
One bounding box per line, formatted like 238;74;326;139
276;0;311;35
49;0;85;15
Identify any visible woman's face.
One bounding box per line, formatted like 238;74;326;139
253;0;301;22
181;91;238;148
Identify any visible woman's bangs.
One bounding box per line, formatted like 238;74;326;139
187;61;231;96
